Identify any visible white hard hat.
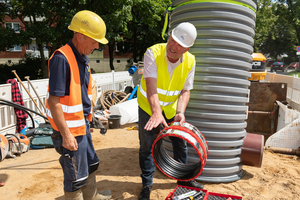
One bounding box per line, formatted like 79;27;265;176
171;22;197;48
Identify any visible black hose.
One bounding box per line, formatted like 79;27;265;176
0;102;35;129
153;136;202;180
0;98;48;120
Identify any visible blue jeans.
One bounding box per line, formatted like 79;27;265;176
52;119;99;192
138;107;188;186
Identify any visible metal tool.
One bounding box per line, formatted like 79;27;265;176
24;76;46;112
172;191;197;200
91;114;107;135
191;190;204;200
11;70;46;117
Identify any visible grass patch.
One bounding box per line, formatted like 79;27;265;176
287;70;300;76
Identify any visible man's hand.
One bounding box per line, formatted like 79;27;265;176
174;113;185;125
62;133;78;151
48;95;78;151
144;77;169;131
144;112;168;131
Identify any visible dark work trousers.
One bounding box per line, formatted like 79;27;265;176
51;118;99;192
138;107;188;187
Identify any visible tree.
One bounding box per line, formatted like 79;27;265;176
0;0;174;75
0;3;31;51
0;0;85;78
255;0;299;63
254;0;278;52
87;0;171;68
128;0;172;62
277;0;300;63
84;0;133;71
280;0;300;45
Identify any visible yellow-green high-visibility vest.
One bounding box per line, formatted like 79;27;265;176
137;43;195;119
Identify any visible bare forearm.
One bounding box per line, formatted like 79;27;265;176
146;78;161;115
174;90;190;124
176;90;190;113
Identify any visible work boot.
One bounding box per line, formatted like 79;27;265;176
64;189;84;200
92;190;112;200
177;180;204;189
81;171;112;200
138;185;152;200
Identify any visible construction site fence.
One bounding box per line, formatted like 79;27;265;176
1;72;300;135
0;71;133;135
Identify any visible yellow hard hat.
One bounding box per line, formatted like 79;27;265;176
68;10;108;44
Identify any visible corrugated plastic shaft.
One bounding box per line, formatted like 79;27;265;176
165;0;257;182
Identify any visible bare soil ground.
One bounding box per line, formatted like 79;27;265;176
1;122;300;200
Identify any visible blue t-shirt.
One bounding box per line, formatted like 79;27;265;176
48;40;91;116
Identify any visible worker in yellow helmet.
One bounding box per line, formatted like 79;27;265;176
137;22;204;200
46;10;111;200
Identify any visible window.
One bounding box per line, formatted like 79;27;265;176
5;22;20;33
5;22;22;52
7;45;22;52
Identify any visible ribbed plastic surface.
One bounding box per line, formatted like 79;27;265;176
166;0;257;182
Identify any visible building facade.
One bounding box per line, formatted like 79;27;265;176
0;15;133;73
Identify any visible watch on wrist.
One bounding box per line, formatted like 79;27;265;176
176;111;184;114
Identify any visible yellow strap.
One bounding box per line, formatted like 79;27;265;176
161;0;257;40
174;0;256;12
162;5;172;40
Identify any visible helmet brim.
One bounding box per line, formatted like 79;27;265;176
96;37;108;45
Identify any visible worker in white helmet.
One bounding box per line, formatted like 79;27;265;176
46;10;111;200
137;22;203;200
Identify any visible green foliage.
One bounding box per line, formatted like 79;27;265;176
82;0;134;70
0;0;172;73
287;69;300;77
254;0;278;52
0;0;85;78
278;0;300;44
80;0;171;69
4;0;298;78
0;53;43;84
128;0;172;62
255;0;300;64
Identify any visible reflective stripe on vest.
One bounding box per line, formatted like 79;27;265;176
138;85;176;106
46;107;85;128
46;44;92;136
137;43;195;119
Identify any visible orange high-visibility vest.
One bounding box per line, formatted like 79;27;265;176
137;43;195;119
46;44;93;136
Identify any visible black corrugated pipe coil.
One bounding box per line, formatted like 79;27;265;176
152;121;208;181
